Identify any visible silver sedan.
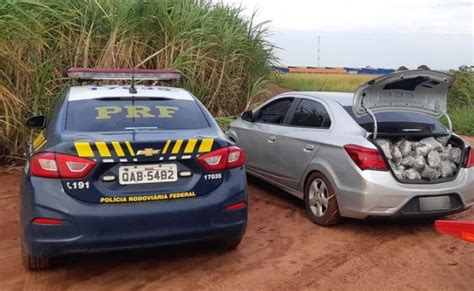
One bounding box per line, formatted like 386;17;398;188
228;71;474;226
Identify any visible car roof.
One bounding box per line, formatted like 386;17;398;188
68;85;194;101
297;91;354;107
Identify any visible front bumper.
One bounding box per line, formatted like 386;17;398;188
334;167;474;219
20;168;247;258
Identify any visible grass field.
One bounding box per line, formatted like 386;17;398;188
272;72;473;135
272;73;375;92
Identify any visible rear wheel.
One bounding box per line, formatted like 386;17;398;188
304;172;341;226
21;239;51;271
218;235;243;250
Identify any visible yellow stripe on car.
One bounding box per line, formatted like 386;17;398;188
96;142;111;157
33;131;45;148
184;139;197;154
162;140;171;154
75;142;94;157
198;138;214;153
112;141;125;157
125;141;135;156
172;139;183;154
34;139;47;151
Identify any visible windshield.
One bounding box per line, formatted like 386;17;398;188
343;106;447;135
66;98;209;132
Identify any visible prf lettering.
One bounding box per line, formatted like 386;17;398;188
96;106;179;120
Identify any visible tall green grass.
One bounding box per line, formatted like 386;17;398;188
447;71;473;109
0;0;275;162
439;106;474;135
444;71;474;135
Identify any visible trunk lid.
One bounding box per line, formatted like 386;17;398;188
352;70;454;118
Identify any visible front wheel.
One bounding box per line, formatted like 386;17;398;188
304;172;341;226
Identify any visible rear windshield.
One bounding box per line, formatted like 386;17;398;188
66;98;209;131
343;106;447;135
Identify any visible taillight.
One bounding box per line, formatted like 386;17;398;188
31;152;96;179
55;153;96;178
32;217;64;225
227;146;246;168
198;147;228;171
466;147;474;168
344;144;388;171
197;146;245;171
226;201;247;211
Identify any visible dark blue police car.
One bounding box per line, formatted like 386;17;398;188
20;68;247;270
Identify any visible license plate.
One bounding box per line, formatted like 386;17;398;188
119;164;177;185
419;196;451;212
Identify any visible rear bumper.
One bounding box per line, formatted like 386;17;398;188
392;194;465;218
334;167;474;219
20;168;247;258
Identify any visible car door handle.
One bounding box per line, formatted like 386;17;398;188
267;136;276;143
304;144;315;152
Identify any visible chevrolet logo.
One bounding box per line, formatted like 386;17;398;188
137;148;160;157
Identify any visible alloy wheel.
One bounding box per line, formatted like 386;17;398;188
308;178;329;217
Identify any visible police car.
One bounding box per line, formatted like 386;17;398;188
20;68;247;270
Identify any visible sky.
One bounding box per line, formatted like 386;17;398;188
222;0;473;70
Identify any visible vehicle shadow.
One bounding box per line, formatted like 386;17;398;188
58;240;230;271
246;174;304;210
246;174;442;230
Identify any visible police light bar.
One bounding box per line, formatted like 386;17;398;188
435;220;474;243
67;68;181;81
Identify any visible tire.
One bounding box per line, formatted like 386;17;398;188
21;239;51;271
218;235;243;250
304;172;341;226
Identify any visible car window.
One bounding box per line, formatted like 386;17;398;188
343;106;447;134
290;99;331;128
256;98;294;124
65;98;209;131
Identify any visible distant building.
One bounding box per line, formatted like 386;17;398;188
272;66;396;75
344;67;395;75
271;66;289;73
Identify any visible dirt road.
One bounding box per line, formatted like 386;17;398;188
0;169;473;290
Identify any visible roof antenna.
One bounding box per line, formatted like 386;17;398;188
129;74;137;94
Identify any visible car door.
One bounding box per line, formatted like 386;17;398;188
275;98;333;190
235;97;295;177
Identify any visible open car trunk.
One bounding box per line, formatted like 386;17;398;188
352;70;467;183
372;134;466;184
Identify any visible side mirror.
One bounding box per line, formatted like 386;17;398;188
25;116;46;129
241;110;255;122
